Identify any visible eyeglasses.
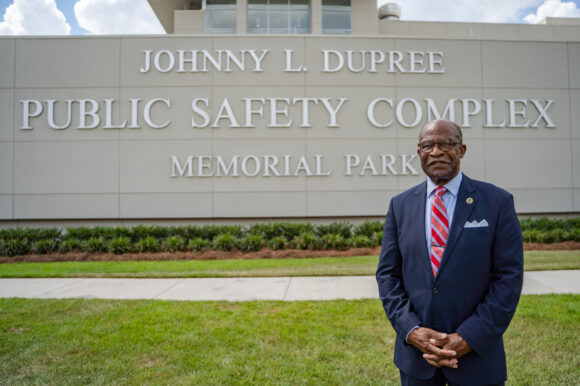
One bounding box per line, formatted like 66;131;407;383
418;141;460;153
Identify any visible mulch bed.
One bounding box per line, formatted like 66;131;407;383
1;242;578;264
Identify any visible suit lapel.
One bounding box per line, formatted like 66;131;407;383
412;182;433;281
435;175;477;278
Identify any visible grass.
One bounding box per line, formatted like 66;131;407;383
0;256;379;278
1;297;397;384
0;250;579;278
523;250;580;271
0;295;578;385
505;295;580;384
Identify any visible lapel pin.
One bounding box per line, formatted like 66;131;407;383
466;197;474;204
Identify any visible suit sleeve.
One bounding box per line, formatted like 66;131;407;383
376;199;422;342
456;194;524;356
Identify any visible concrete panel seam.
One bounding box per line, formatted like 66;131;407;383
11;39;16;220
283;277;292;300
151;278;186;299
118;37;123;220
34;279;83;298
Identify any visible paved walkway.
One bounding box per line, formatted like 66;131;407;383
0;270;578;301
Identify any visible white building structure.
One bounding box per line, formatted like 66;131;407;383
1;1;579;226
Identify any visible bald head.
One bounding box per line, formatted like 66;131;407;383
419;120;463;144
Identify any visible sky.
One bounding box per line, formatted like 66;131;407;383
0;0;579;36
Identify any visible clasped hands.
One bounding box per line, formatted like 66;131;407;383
408;327;472;369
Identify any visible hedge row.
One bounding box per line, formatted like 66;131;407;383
520;218;580;243
519;218;579;232
0;222;384;257
0;218;578;257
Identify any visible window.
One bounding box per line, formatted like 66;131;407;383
322;0;351;34
205;0;237;34
248;0;310;34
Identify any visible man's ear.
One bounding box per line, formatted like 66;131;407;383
459;144;467;159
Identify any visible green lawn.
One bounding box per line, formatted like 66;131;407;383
0;256;379;278
0;295;578;385
0;250;578;278
522;250;580;271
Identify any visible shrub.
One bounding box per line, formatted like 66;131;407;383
59;239;82;253
519;217;580;233
373;231;383;246
88;226;116;240
195;226;222;241
131;225;153;242
349;235;374;248
32;239;58;254
354;221;383;238
174;226;200;240
565;228;580;242
522;228;580;243
240;234;265;252
148;226;171;240
0;229;15;241
216;225;245;238
109;237;132;254
188;238;209;252
130;225;170;241
1;239;31;257
247;223;273;237
316;223;353;239
136;236;160;253
85;238;108;253
211;233;239;251
112;227;133;240
267;236;288;250
1;229;26;241
291;232;320;250
28;228;61;242
249;223;294;239
162;237;187;253
276;223;315;241
320;233;348;250
539;229;564;244
522;229;539;243
0;228;61;243
64;227;94;241
3;218;580;257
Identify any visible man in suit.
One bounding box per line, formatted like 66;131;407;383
376;119;524;385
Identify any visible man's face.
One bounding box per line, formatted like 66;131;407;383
417;120;466;186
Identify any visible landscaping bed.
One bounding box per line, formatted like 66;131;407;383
1;219;578;263
1;242;579;264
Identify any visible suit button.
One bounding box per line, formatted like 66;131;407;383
432;288;439;294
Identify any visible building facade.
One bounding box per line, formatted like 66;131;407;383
1;1;579;226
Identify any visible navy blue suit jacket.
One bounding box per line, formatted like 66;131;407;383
376;175;523;385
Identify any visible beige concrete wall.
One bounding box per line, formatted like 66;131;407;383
174;10;205;34
352;0;378;35
1;32;578;223
311;0;322;35
147;0;186;34
237;0;248;34
378;20;580;41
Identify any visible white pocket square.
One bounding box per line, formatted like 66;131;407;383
464;219;489;228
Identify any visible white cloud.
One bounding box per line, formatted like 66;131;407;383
0;0;71;35
377;0;542;23
524;0;580;23
74;0;164;35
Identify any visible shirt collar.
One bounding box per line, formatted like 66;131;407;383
427;171;463;198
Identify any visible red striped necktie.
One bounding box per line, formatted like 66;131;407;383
430;187;449;277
